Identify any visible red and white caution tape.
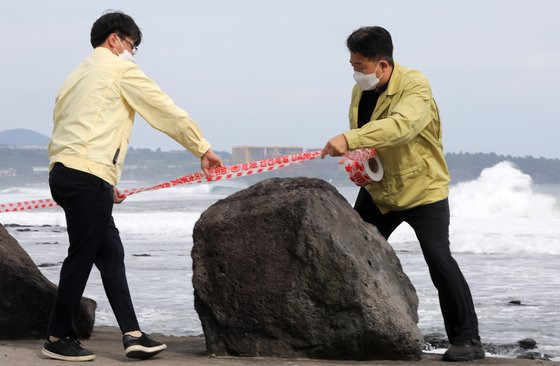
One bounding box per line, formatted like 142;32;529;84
343;148;384;186
0;198;58;212
0;150;323;213
0;148;382;213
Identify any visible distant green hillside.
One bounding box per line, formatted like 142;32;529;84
0;129;50;146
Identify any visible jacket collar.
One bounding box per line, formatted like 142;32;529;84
369;62;401;120
351;62;403;126
92;47;118;59
353;61;402;100
385;62;402;96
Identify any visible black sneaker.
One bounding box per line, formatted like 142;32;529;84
41;336;95;362
443;338;485;362
123;332;167;359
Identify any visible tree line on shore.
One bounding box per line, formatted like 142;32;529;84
1;147;559;186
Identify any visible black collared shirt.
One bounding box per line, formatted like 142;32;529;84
357;85;387;128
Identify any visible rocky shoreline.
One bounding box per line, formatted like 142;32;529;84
424;333;555;361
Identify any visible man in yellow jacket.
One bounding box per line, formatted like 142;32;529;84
42;11;222;362
322;26;484;362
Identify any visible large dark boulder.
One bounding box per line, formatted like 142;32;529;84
192;178;423;360
0;223;96;340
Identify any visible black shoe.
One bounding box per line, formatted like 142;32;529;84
41;336;95;362
123;332;167;359
443;338;485;362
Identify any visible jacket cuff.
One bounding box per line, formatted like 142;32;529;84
193;139;211;158
343;130;361;150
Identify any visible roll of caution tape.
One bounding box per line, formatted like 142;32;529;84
343;148;383;186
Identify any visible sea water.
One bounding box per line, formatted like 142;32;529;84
1;162;559;359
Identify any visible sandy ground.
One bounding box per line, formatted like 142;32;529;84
0;326;556;366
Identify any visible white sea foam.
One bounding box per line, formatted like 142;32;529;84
0;210;66;227
0;184;220;233
443;161;560;254
0;209;202;240
449;161;559;219
0;180;245;205
0;186;51;203
125;184;214;202
448;216;560;255
369;162;560;255
113;211;201;237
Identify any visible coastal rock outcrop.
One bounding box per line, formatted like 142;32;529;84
0;223;96;340
192;177;423;360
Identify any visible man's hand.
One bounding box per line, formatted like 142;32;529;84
114;187;126;204
201;149;224;178
321;134;349;158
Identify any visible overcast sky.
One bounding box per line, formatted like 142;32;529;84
1;1;559;158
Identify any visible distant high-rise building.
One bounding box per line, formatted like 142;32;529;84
232;146;304;164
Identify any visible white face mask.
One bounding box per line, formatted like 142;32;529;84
353;63;383;91
119;49;135;63
115;37;135;63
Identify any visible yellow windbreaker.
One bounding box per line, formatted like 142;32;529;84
344;62;450;213
48;47;211;186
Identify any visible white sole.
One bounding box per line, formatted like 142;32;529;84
125;343;167;359
41;348;96;361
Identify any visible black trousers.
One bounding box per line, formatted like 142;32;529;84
47;163;139;337
354;188;479;344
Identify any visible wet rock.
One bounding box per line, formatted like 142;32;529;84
37;263;59;268
132;254;151;257
193;177;423;360
508;300;522;305
483;338;541;356
0;223;96;340
423;333;449;349
483;342;518;355
518;338;537;350
516;351;552;360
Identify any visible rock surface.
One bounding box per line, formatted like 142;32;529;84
192;178;423;360
0;223;96;340
423;333;450;350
